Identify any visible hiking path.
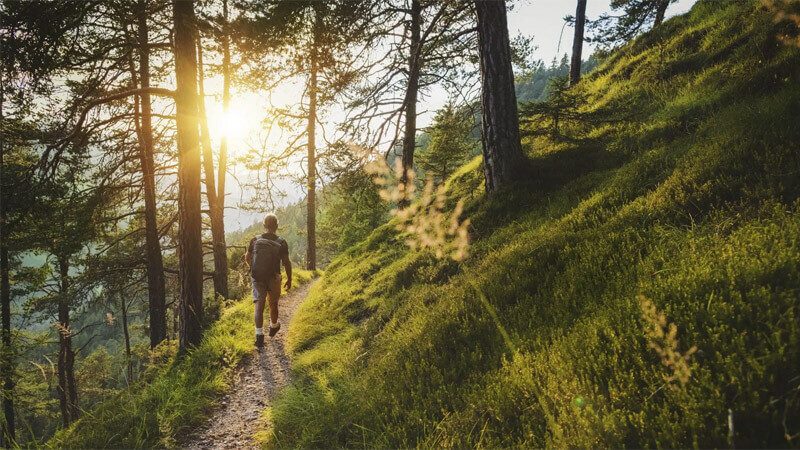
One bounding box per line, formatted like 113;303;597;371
184;281;313;449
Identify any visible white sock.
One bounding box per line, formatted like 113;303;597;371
270;320;279;328
255;327;264;336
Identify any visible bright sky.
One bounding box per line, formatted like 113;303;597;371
216;0;699;232
508;0;698;63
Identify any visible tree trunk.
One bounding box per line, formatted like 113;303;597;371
654;0;669;27
56;257;78;426
569;0;587;86
172;303;178;341
400;0;422;190
217;0;230;291
120;296;132;383
306;8;321;271
0;82;15;446
475;0;526;193
136;0;168;348
196;38;229;298
173;0;204;352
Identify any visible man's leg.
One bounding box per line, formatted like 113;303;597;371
253;280;268;347
267;274;281;337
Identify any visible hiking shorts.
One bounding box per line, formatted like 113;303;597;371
252;273;281;304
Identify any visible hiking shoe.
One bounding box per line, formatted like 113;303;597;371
269;322;281;337
255;334;265;348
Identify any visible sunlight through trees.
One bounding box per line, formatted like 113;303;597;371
2;0;799;447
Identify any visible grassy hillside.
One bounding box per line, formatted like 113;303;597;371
265;1;800;447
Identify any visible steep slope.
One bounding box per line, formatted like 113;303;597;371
267;1;800;447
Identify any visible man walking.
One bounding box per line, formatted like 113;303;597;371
245;213;292;348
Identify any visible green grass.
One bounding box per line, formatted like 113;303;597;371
48;269;314;449
264;1;800;447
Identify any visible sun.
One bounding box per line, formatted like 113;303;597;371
206;98;262;152
218;108;247;142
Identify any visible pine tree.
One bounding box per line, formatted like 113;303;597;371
173;0;204;351
196;0;231;297
475;0;526;192
0;69;14;446
238;0;373;270
344;0;476;195
569;0;588;86
2;0;177;352
417;104;477;184
130;0;169;347
589;0;675;47
44;179;102;426
519;75;589;140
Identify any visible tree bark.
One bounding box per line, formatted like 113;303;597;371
56;257;78;426
306;8;321;271
120;296;132;383
0;80;15;446
135;0;168;348
217;0;230;290
196;37;228;298
400;0;422;190
475;0;526;193
569;0;588;86
173;0;204;351
172;303;178;341
654;0;670;27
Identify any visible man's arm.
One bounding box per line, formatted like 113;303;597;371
282;253;292;290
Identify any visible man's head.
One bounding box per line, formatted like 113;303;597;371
263;213;278;233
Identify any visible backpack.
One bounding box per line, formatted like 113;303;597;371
251;234;282;282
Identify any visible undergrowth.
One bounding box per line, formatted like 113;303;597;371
264;1;800;448
48;269;313;449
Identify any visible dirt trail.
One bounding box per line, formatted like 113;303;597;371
184;281;312;449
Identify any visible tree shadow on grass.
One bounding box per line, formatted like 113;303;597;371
256;339;291;399
466;140;624;240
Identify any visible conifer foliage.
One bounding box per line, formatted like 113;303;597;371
589;0;676;46
2;0;798;448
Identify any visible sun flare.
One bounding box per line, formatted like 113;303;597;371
206;98;262;153
218;109;247;141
